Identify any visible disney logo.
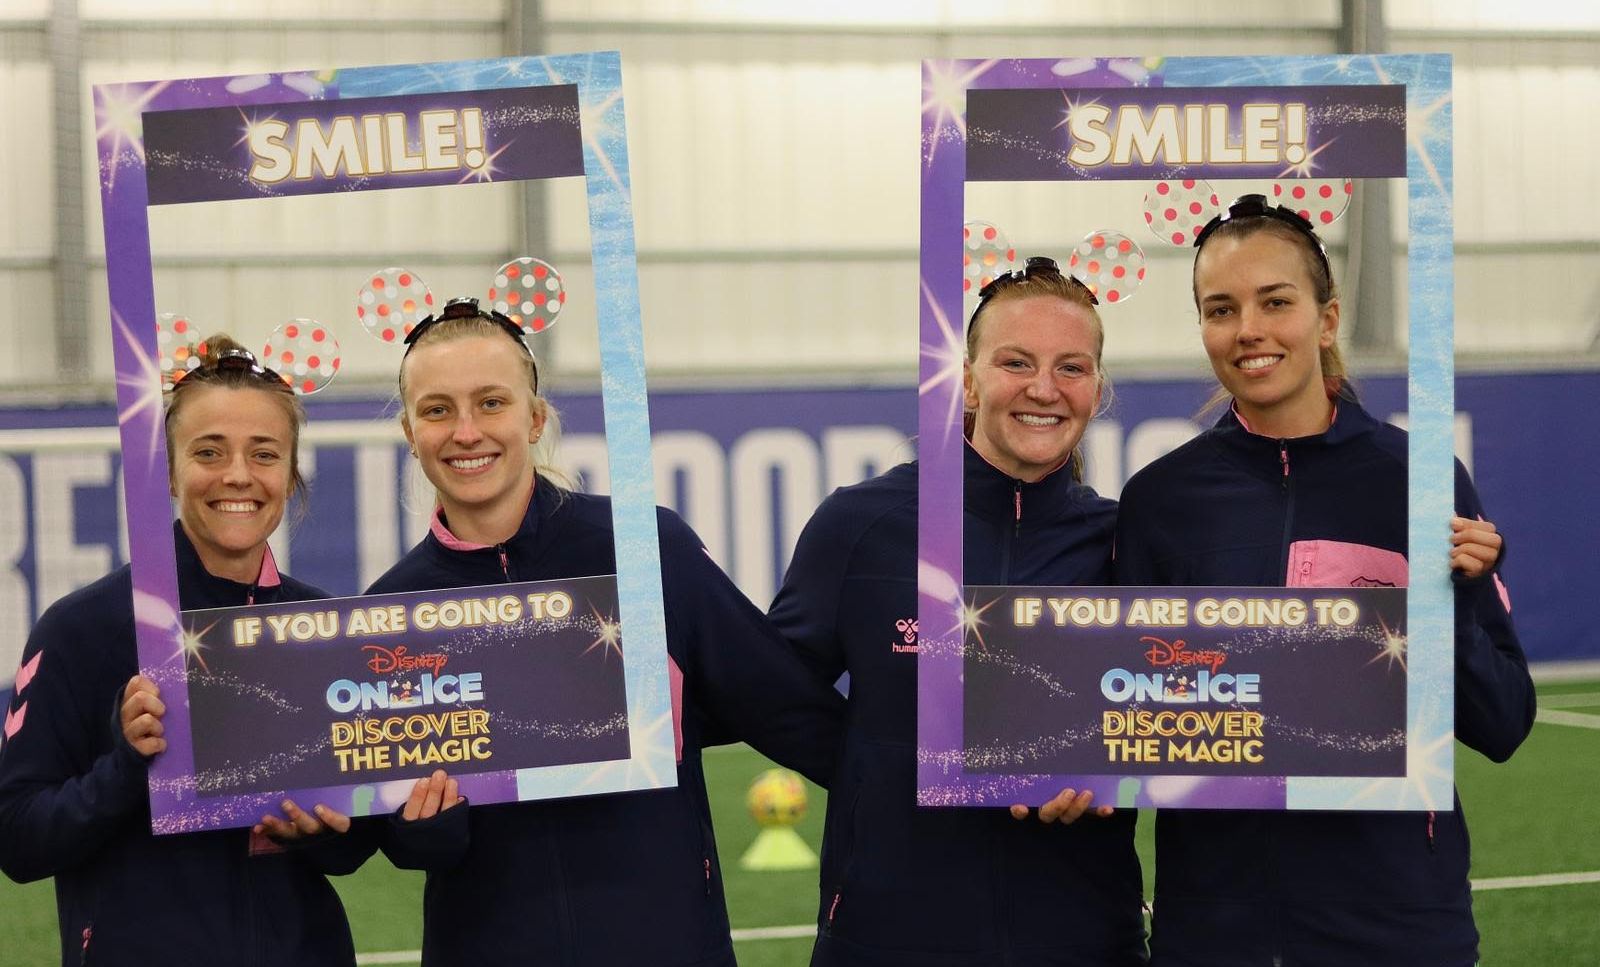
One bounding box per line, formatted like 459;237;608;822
363;644;449;676
1141;636;1227;674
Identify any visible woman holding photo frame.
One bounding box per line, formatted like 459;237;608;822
1109;195;1534;965
770;259;1148;967
362;297;846;967
0;336;358;967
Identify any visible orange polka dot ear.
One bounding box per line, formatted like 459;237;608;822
486;257;566;335
1068;230;1148;305
357;267;435;344
261;319;341;395
157;312;206;388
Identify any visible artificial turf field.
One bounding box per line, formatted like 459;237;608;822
2;678;1597;966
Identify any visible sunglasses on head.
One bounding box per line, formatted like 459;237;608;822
1193;193;1332;280
403;296;539;391
972;256;1100;324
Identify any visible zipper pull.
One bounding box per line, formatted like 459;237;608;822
1013;480;1023;537
704;856;712;895
1278;440;1290;490
1426;810;1436;853
827;891;842;927
497;545;510;580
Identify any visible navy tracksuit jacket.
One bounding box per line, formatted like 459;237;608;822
1115;399;1535;967
770;444;1148;967
361;479;846;967
0;526;356;967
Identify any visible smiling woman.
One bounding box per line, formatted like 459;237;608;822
0;334;361;967
767;255;1147;967
165;340;305;583
1113;195;1535;966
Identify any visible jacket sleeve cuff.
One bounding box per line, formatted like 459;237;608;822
382;799;470;870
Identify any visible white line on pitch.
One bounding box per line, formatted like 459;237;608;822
1474;870;1600;891
1536;709;1600;730
732;924;817;941
356;954;421;966
1539;692;1600;708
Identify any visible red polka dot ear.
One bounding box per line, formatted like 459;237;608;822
487;257;566;335
262;319;341;395
156;312;205;388
1143;179;1222;246
1270;178;1353;227
357;267;434;343
963;221;1018;299
1068;230;1148;305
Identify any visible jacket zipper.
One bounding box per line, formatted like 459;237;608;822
1277;440;1295;580
79;925;92;966
496;545;511;581
1013;480;1023;538
1426;810;1437;852
1269;439;1291;966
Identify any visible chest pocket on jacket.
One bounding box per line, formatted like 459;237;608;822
1286;540;1408;589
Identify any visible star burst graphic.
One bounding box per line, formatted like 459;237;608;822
175;620;218;674
1368;614;1407;672
921;60;996;166
951;594;998;654
919;276;967;443
582;605;622;661
112;309;169;477
95;81;170;192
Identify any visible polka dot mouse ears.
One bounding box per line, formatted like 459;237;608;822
357;258;567;344
156;256;567;396
1144;177;1352;246
157;313;341;395
966;220;1149;307
967;178;1351;311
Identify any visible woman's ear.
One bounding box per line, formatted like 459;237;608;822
1319;297;1341;348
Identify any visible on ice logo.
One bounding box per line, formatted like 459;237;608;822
892;618;919;654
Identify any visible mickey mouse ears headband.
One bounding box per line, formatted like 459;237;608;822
157;256;566;396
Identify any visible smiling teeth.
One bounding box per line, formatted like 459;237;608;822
1016;414;1061;426
449;456;494;469
214;501;257;513
1239;356;1282;371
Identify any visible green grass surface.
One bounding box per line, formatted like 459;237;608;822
2;679;1595;966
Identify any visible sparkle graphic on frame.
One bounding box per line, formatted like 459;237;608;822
583;605;622;661
952;595;997;655
112;309;170;477
95;81;169;192
918;276;967;444
1368;614;1407;672
175;620;219;675
922;60;997;165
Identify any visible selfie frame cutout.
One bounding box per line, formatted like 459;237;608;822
97;52;675;832
917;55;1454;811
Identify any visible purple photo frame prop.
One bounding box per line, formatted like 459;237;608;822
97;53;676;833
917;56;1454;811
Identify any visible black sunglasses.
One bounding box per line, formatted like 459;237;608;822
972;256;1100;324
1193;193;1332;280
404;296;539;392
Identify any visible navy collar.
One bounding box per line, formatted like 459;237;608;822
963;441;1088;524
171;520;276;609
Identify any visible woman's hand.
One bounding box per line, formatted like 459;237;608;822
401;769;462;822
119;675;166;757
1008;788;1114;825
1451;516;1502;580
254;800;351;843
